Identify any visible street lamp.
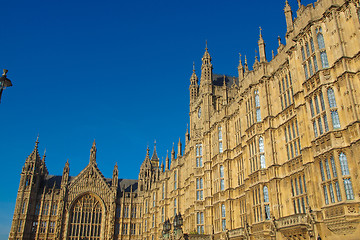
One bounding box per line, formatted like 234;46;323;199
0;69;13;103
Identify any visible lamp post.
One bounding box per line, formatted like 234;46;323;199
0;69;12;103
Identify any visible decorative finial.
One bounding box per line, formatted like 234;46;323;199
43;148;46;157
297;0;301;8
259;26;262;37
193;61;195;72
278;36;282;47
272;50;275;59
205;40;208;50
245;55;248;64
2;69;8;77
223;75;226;86
35;135;39;149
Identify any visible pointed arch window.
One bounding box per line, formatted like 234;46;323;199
255;90;261;122
327;88;340;129
259;137;266;168
68;194;102;240
317;28;329;68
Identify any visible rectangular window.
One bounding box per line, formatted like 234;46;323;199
313;121;318;138
196;212;204;234
131;223;136;235
122;223;128;235
42;202;49;215
39;221;46;233
220;166;225;191
335;181;342;201
49;221;55;234
196;144;203;167
18;220;23;232
331;110;341;129
51;203;57;216
329;183;335;203
323;185;329;205
344;178;354;200
196;178;204;200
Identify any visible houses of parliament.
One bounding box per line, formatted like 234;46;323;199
9;0;360;239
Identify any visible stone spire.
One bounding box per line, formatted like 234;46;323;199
189;62;199;102
151;140;159;165
165;150;170;170
284;0;294;33
238;53;244;80
90;139;97;165
61;159;70;186
177;138;182;157
258;27;267;63
171;143;175;161
112;162;118;189
244;55;249;73
223;76;228;105
161;160;164;172
200;41;213;86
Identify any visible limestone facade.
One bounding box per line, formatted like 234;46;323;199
9;0;360;240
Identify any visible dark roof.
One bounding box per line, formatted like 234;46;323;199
212;74;238;87
42;175;138;192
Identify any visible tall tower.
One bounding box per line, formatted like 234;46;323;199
9;138;48;240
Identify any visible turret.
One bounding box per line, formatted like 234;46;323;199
20;137;44;190
200;41;213;88
258;27;267;63
284;0;294;33
10;138;44;240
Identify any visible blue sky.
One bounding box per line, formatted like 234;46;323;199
0;0;313;238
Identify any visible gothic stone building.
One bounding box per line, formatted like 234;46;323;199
9;0;360;239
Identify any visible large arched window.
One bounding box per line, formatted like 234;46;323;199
68;194;103;240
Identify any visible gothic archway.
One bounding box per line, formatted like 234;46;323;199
68;194;103;240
